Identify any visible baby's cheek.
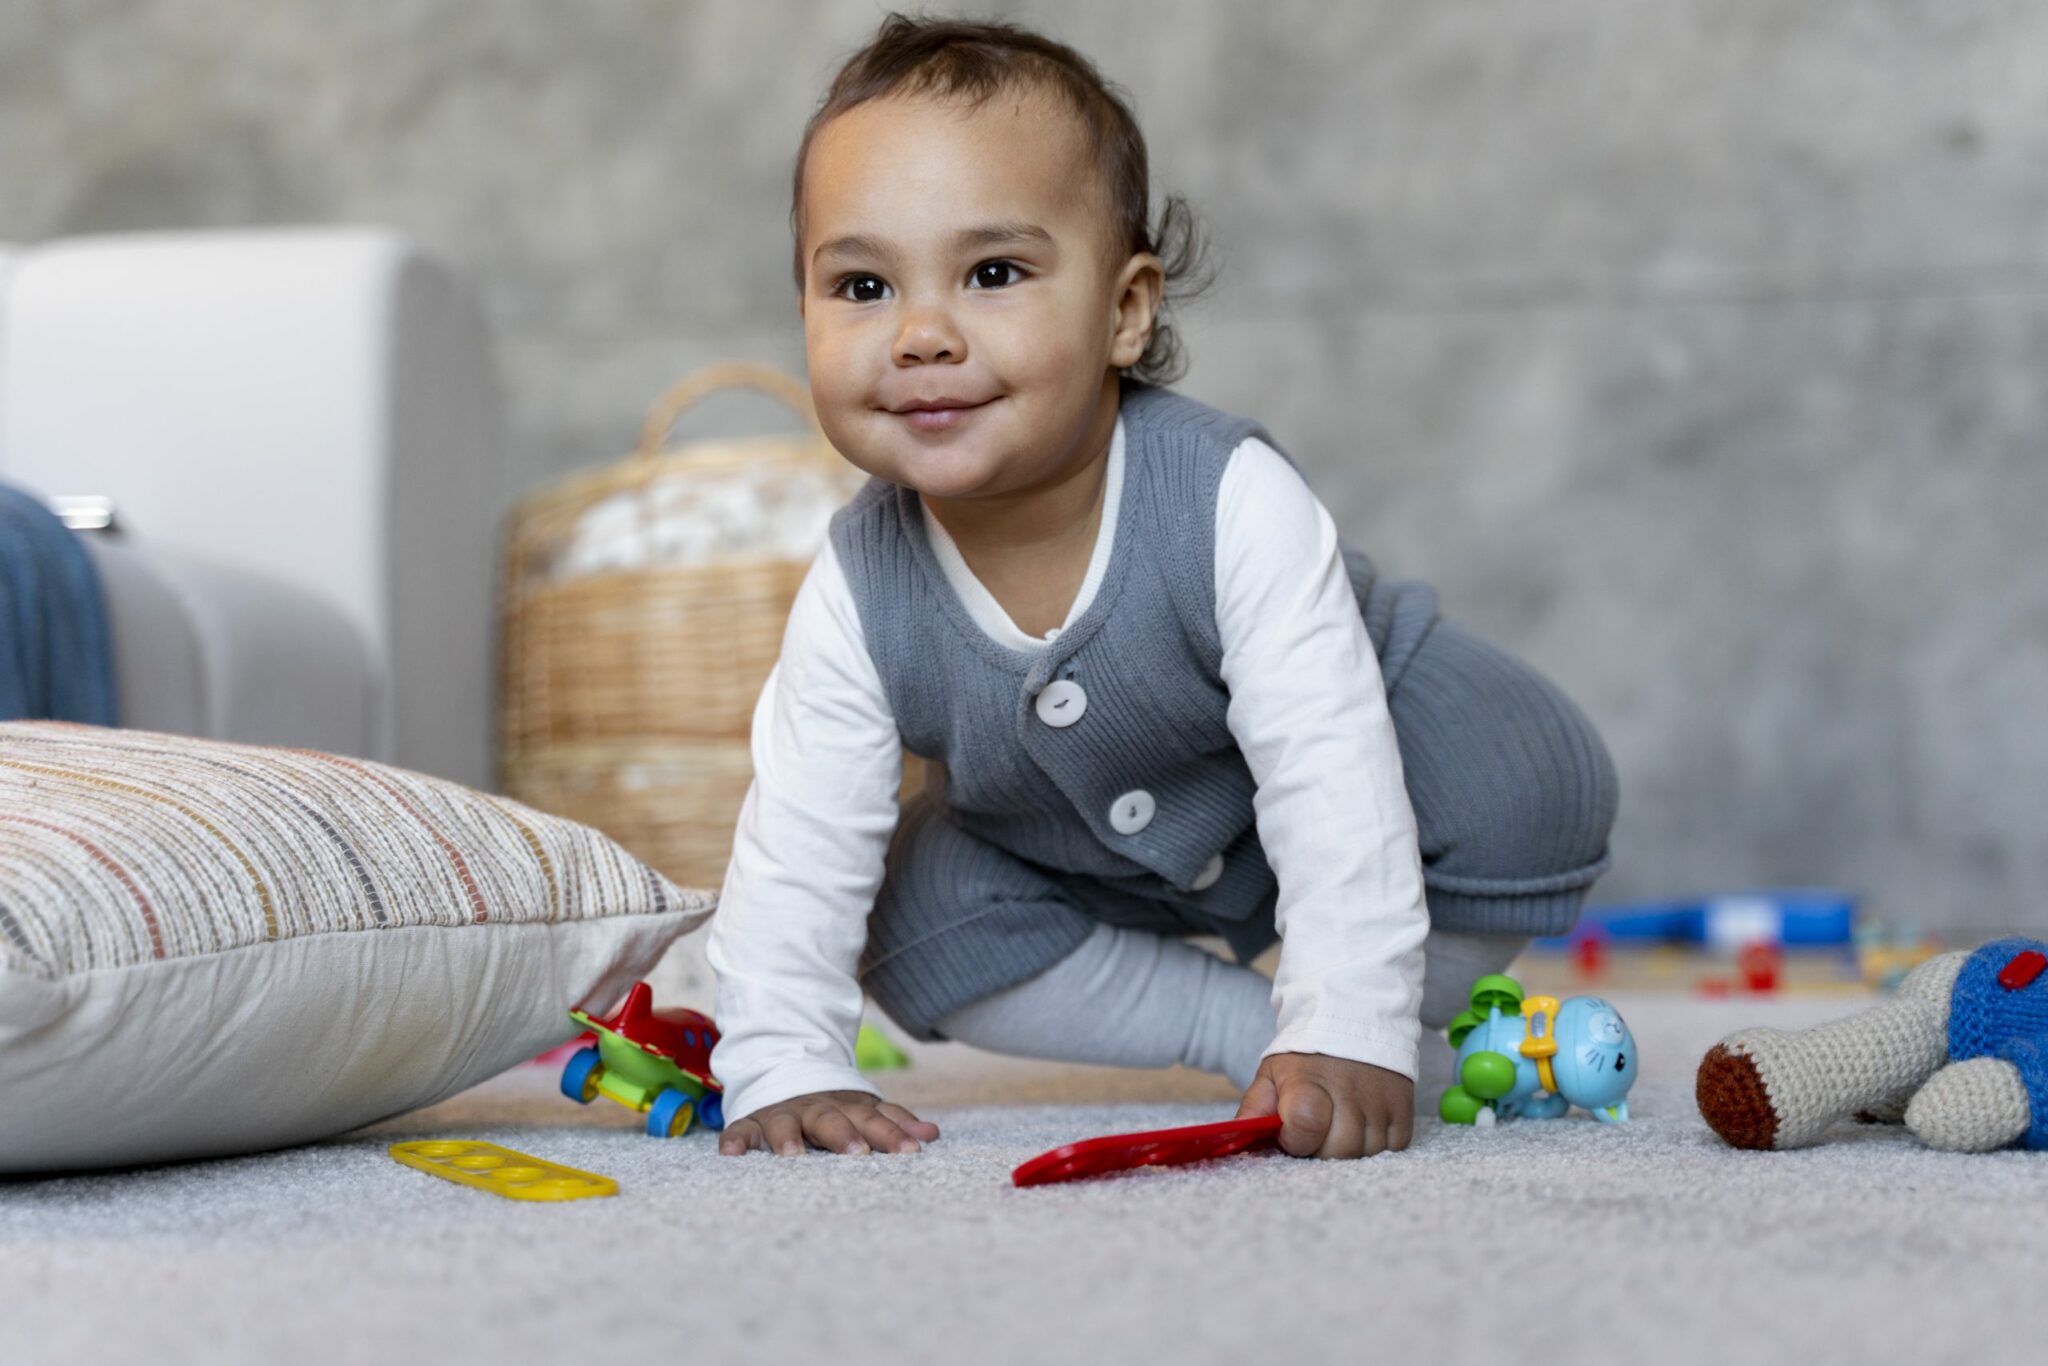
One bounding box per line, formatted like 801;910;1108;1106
803;348;873;443
989;294;1091;378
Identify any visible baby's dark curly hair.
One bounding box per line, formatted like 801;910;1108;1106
790;12;1213;387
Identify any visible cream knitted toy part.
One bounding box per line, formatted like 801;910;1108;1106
1696;938;2048;1153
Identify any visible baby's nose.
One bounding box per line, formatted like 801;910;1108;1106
895;310;965;364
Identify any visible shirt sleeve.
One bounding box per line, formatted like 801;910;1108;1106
706;537;905;1121
1214;438;1430;1080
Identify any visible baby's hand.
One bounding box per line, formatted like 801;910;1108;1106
717;1090;941;1157
1235;1053;1413;1158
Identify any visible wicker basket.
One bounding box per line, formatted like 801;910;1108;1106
496;363;866;888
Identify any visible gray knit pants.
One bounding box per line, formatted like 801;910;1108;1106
858;614;1619;1042
927;920;1528;1089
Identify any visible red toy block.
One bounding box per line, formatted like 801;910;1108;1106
1573;933;1606;979
1012;1114;1283;1187
1738;941;1781;993
1998;950;2046;991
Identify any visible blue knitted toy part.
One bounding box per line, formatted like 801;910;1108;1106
1946;937;2048;1150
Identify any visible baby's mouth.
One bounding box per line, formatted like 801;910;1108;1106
891;396;997;433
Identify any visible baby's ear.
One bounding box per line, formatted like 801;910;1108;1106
1107;251;1164;367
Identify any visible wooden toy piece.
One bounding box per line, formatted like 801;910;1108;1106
1738;941;1782;993
1573;932;1606;980
1856;924;1940;992
1012;1114;1283;1187
389;1140;617;1201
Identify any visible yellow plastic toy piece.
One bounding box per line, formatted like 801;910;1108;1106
388;1140;617;1202
1519;994;1562;1094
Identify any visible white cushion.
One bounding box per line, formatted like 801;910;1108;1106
0;230;500;789
0;721;715;1172
83;534;383;758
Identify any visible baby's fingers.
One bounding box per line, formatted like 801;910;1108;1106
804;1106;871;1156
877;1101;941;1143
852;1108;924;1155
718;1118;765;1157
1376;1091;1415;1154
1312;1091;1369;1160
1361;1080;1414;1156
761;1107;806;1157
1277;1080;1336;1158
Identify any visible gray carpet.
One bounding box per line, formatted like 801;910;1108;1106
6;990;2043;1366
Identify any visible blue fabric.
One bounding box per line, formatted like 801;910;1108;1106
0;483;118;725
1947;936;2048;1150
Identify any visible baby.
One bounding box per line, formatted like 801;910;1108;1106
707;14;1618;1161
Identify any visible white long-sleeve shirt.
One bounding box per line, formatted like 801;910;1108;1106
707;417;1430;1122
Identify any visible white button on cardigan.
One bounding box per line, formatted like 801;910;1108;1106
1108;788;1157;835
1034;679;1087;728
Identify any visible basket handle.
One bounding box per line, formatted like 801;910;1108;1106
634;363;829;467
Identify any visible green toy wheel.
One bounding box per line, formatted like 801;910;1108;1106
1468;974;1525;1016
1460;1050;1518;1101
1446;1008;1484;1050
1439;1085;1487;1126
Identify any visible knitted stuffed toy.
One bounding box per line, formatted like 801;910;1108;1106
1696;937;2048;1152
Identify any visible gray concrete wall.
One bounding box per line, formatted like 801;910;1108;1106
4;1;2044;932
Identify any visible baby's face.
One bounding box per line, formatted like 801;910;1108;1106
797;90;1154;501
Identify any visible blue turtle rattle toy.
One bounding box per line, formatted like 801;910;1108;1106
1439;974;1638;1127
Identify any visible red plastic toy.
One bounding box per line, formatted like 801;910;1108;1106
1998;950;2046;991
560;982;726;1136
1738;941;1782;993
1573;931;1606;980
1011;1114;1284;1187
573;983;721;1077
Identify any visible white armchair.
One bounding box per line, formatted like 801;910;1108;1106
0;229;500;790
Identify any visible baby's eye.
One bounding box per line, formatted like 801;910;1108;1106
969;260;1025;289
832;274;890;303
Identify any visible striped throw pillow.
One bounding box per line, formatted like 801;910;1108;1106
0;721;715;1172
